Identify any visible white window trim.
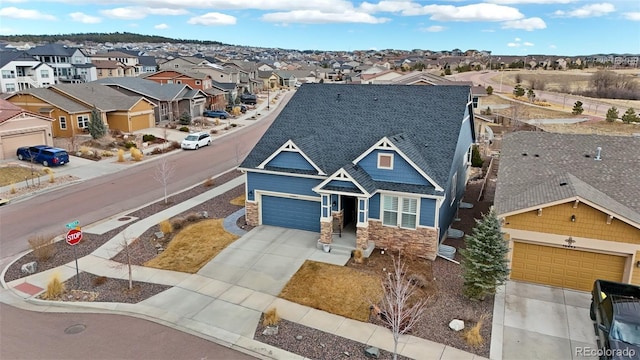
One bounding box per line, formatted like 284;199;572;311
450;172;457;206
381;195;419;230
77;115;89;129
59;116;67;130
377;153;394;170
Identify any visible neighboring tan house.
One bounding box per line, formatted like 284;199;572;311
495;132;640;291
0;98;53;159
93;60;132;79
239;84;476;259
0;51;55;93
7;83;155;135
93;77;207;123
360;70;403;84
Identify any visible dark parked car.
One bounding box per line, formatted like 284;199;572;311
591;279;640;360
240;93;257;105
16;145;69;167
203;110;230;119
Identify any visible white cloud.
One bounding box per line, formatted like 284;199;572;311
515;37;521;41
51;0;355;12
507;42;519;47
399;3;525;21
502;17;546;30
420;25;445;32
523;41;534;46
481;29;496;32
155;23;169;29
487;0;575;4
69;12;101;24
0;7;57;20
101;6;188;20
262;10;389;24
549;44;557;48
507;37;535;48
623;12;640;21
188;12;236;25
554;3;615;18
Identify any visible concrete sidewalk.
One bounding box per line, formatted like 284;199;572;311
1;177;487;360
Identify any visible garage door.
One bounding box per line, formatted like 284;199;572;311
1;131;46;160
261;195;320;232
511;242;626;291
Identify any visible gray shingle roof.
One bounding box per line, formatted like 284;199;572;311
494;132;640;224
52;83;144;111
241;84;472;192
93;77;194;101
17;88;90;113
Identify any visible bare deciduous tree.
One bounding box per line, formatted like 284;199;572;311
375;255;429;360
154;157;175;204
110;234;134;290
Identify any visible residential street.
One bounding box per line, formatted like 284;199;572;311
0;303;257;360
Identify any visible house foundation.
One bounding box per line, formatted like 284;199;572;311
365;221;438;260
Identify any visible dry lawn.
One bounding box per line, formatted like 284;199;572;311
0;166;44;187
279;260;382;322
144;219;238;273
230;194;245;206
540;121;640;135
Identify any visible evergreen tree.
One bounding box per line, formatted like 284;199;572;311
87;106;107;139
572;101;584;115
471;145;483;168
512;84;525;97
460;208;509;301
527;88;536;102
485;85;493;95
621;108;639;123
605;107;619;123
178;111;192;125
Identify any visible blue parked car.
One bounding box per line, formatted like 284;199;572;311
203;110;230;119
16;145;69;167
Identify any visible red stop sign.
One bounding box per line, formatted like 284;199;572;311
66;229;83;246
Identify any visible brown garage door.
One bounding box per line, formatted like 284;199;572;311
511;242;626;291
1;131;46;160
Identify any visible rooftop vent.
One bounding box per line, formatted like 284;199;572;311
336;93;340;101
560;182;568;186
595;146;602;161
522;153;528;156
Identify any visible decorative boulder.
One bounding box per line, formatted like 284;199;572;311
262;326;278;336
21;261;37;275
449;319;465;331
364;346;379;359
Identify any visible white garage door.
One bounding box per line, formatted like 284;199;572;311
1;131;46;160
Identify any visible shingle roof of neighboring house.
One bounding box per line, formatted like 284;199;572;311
52;83;145;111
495;132;640;224
15;88;91;113
0;98;52;124
0;50;38;67
93;60;122;69
26;44;76;56
93;77;199;101
211;81;236;91
138;56;157;67
241;84;472;191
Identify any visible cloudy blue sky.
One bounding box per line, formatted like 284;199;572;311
1;0;638;55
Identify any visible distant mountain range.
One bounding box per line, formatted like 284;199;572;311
0;32;226;46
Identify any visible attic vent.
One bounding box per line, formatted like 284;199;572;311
595;146;602;161
559;182;568;186
374;97;378;101
399;135;404;140
522;153;528;156
336;93;341;101
584;154;591;158
533;154;539;157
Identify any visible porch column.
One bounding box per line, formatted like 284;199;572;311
319;194;332;244
356;197;369;250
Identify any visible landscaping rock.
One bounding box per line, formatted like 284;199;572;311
20;261;37;275
449;319;465;331
295;335;303;341
262;326;278;336
198;211;208;218
364;346;379;358
154;231;164;239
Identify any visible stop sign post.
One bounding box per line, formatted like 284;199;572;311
65;223;82;289
66;228;83;245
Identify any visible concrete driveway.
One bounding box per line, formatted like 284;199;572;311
197;226;350;296
492;281;598;360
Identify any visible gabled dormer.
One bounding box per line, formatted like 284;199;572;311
313;165;375;197
352;135;443;191
258;139;326;175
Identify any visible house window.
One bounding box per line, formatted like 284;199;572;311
176;80;182;84
467;146;473;165
378;153;394;170
382;195;417;229
174;64;179;68
2;70;15;79
195;80;201;85
40;70;49;78
450;172;457;205
59;116;67;130
77;115;89;129
5;84;15;92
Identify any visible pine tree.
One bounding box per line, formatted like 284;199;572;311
87;106;107;139
621;108;639;123
512;84;525;97
485;85;493;95
605;107;618;123
460;208;509;301
572;101;584;115
527;88;535;102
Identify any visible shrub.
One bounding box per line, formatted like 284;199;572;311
171;217;187;230
185;212;200;223
159;220;173;234
10;184;16;194
142;134;156;142
171;141;181;149
44;273;65;300
210;129;218;134
168;123;178;129
230;123;238;128
124;141;137;149
408;273;429;289
214;118;221;126
203;178;215;187
471;145;483;168
263;307;280;327
130;148;143;161
485;85;493;95
80;146;91;156
101;151;114;157
463;314;488;347
179;126;190;132
28;234;56;261
42;167;53;175
352;249;364;264
179;111;192;125
93;276;108;287
48;172;55;183
151;148;163;155
117;149;125;162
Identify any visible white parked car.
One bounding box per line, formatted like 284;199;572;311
181;132;211;150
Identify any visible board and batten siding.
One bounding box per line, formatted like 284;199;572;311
246;171;322;201
265;151;317;172
358;150;431;186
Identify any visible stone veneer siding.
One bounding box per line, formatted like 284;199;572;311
320;220;333;244
245;201;259;227
367;221;438;260
356;225;369;250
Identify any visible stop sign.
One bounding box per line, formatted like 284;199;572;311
66;229;83;246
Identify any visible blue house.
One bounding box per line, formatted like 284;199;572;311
239;84;475;260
